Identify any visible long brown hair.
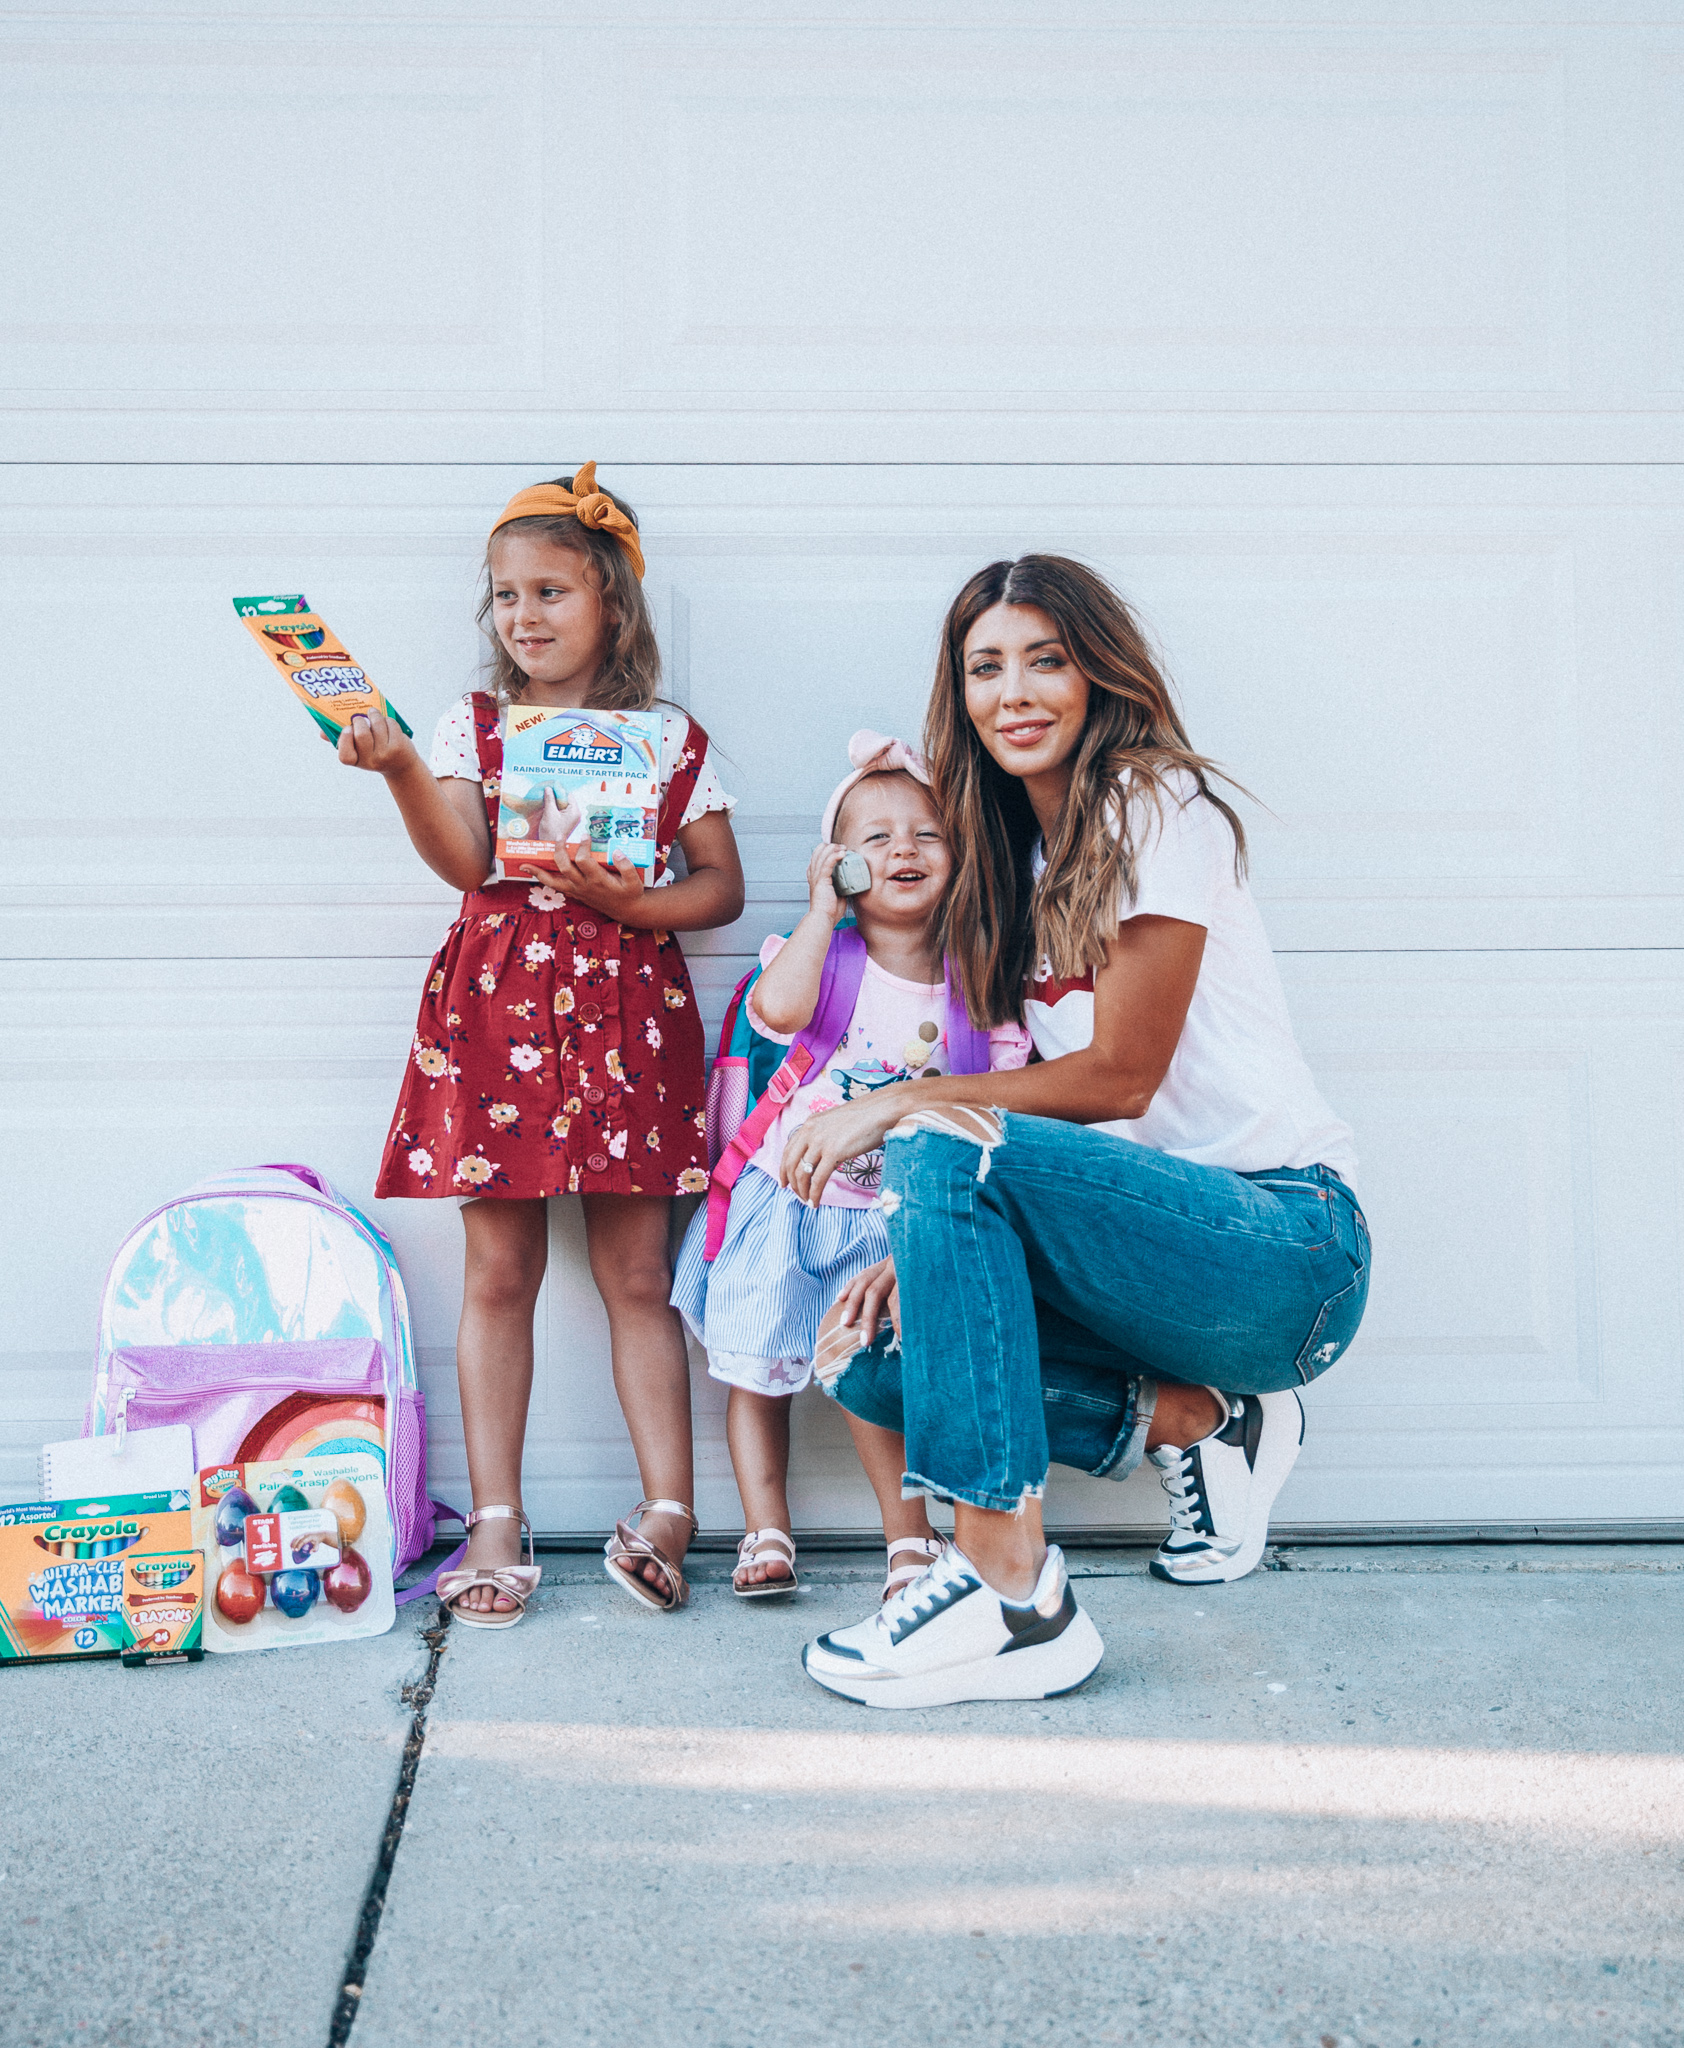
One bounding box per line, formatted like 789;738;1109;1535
477;473;661;709
926;555;1247;1027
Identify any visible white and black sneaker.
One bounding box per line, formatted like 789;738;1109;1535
801;1542;1104;1710
1148;1388;1305;1585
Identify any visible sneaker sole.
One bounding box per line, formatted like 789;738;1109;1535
1149;1389;1306;1586
801;1608;1105;1710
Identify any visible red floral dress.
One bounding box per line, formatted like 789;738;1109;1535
375;694;713;1201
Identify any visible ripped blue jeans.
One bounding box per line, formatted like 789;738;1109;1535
820;1108;1370;1514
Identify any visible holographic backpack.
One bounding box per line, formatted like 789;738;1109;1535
85;1164;452;1589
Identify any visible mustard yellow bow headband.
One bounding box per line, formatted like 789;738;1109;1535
489;461;646;581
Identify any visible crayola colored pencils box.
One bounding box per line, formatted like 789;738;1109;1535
495;704;661;883
234;593;413;744
0;1490;195;1666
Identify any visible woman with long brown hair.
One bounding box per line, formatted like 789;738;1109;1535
786;555;1369;1709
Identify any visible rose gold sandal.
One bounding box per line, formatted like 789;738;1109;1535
436;1506;541;1630
603;1498;698;1613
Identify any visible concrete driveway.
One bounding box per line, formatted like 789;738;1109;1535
5;1545;1681;2048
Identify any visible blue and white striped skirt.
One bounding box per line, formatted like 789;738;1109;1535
670;1164;890;1396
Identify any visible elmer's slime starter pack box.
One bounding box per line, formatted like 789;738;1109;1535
0;1490;196;1666
234;593;413;744
495;705;661;884
194;1453;395;1655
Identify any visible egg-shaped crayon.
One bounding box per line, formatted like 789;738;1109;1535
270;1568;320;1618
269;1484;310;1513
322;1548;373;1614
321;1479;367;1546
215;1564;266;1625
213;1487;258;1552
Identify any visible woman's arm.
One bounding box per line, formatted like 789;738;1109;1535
338;712;492;892
531;807;745;934
783;912;1206;1204
748;842;851;1033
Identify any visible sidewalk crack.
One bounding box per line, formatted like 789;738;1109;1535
327;1614;450;2045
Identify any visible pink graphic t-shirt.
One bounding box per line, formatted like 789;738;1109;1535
746;933;1031;1208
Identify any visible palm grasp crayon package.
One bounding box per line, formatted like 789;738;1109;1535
233;593;413;743
193;1453;395;1655
0;1490;196;1666
495;705;661;883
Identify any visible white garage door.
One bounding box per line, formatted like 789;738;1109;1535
3;7;1680;1538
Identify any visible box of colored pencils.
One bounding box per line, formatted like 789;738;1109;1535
233;592;412;744
117;1547;204;1667
0;1490;196;1666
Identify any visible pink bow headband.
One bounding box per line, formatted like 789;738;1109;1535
820;729;931;842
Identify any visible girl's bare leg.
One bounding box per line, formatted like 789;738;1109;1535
726;1388;795;1587
455;1197;549;1614
582;1194;695;1596
842;1408;935;1558
814;1294;937;1580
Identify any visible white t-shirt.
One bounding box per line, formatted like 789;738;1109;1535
428;696;735;833
1026;770;1357;1188
748;933;1031;1208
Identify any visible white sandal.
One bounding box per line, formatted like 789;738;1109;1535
882;1534;944;1603
733;1529;798;1599
435;1506;542;1630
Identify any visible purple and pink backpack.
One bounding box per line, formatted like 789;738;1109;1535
85;1163;458;1600
703;924;991;1257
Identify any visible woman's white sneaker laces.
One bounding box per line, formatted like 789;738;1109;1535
1147;1388;1305;1586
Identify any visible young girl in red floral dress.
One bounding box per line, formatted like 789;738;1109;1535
339;466;744;1627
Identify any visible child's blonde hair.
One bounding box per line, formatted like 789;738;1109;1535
479;472;661;710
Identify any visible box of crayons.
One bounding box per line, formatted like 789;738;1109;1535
117;1547;204;1667
0;1490;196;1666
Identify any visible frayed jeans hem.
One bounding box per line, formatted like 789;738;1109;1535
899;1471;1047;1515
1089;1378;1157;1482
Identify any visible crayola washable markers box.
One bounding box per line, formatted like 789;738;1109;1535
0;1490;195;1666
495;705;661;884
234;593;413;743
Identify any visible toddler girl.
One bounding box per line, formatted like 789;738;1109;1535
671;733;1027;1599
340;466;744;1626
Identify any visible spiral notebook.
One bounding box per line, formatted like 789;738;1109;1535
37;1426;195;1504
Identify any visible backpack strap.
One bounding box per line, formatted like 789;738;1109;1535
703;927;869;1259
702;1047;814;1258
394;1501;469;1608
941;955;991;1076
713;973;750;1063
808;924;868;1050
